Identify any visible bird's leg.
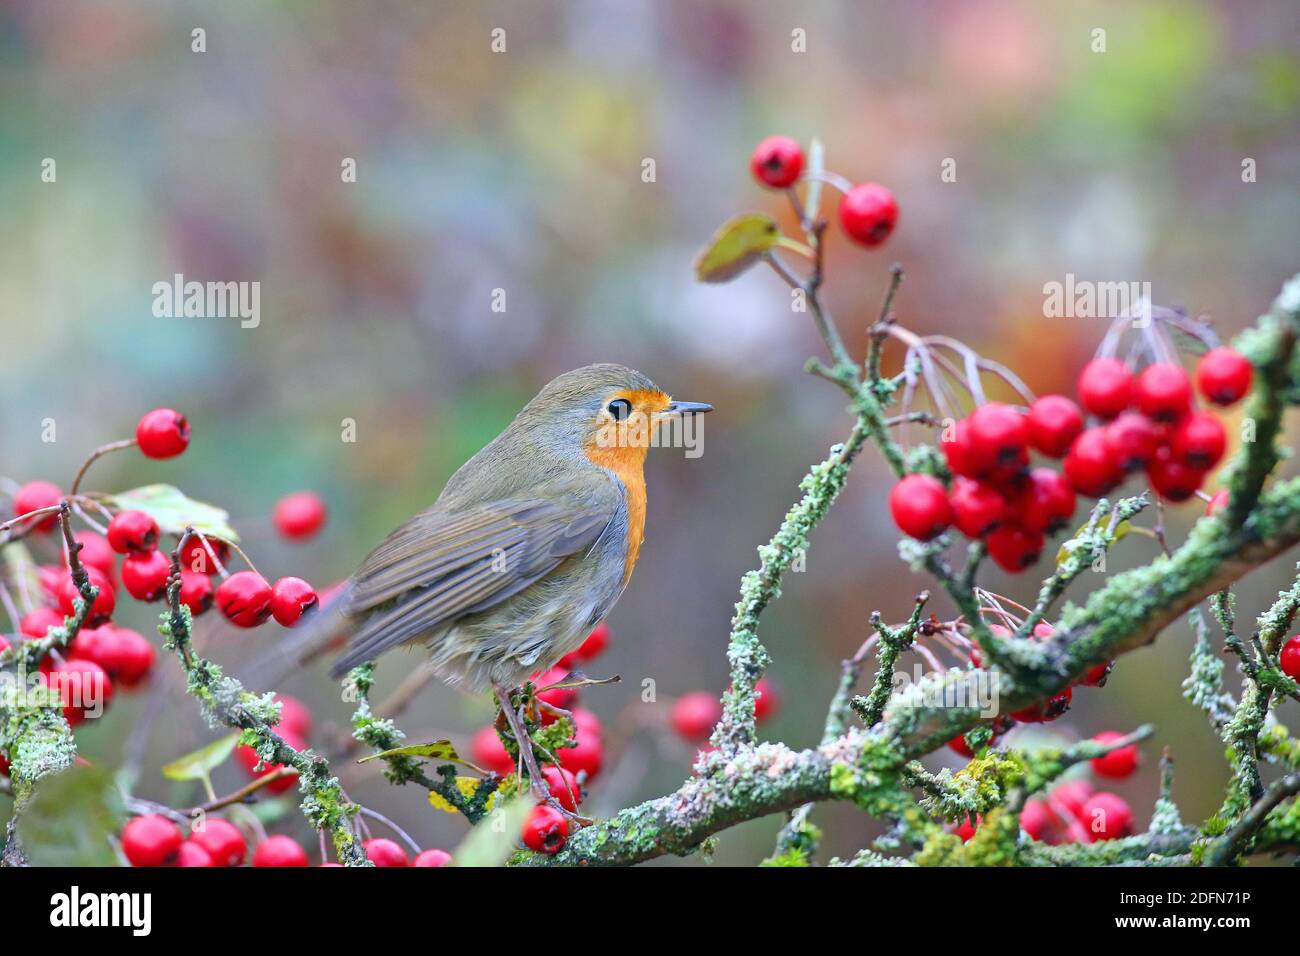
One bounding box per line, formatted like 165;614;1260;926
493;682;589;826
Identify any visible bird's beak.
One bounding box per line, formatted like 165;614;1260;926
662;400;713;417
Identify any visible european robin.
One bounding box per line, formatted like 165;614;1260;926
314;364;709;801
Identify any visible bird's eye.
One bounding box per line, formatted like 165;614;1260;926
607;398;633;421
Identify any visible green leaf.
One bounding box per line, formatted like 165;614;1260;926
694;213;785;283
17;764;126;866
358;740;484;773
103;484;239;542
1055;519;1130;566
161;733;239;782
450;795;533;867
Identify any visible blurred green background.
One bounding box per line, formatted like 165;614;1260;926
2;0;1299;864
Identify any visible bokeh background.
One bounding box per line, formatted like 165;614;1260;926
3;0;1300;864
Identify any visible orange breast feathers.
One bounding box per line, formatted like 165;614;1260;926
583;389;668;584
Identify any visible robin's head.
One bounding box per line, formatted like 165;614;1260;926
516;364;710;457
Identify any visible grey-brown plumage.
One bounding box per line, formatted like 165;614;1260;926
319;364;706;690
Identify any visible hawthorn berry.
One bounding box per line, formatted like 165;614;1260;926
749;135;804;189
48;657;114;725
838;182;898;247
1063;428;1122;497
1147;446;1204;503
1104;412;1160;471
71;532;117;580
179;569;215;615
470;725;515;776
190;817;247;866
1171;410;1226;470
1205;488;1230;516
949;478;1006;538
889;474;953;541
1279;635;1300;681
1020;800;1051;841
182;535;229;574
1050;779;1093;819
942;419;983;480
1078;659;1113;687
1011;468;1075;534
413;849;452;867
363;838;409;867
571;706;603;740
122;549;172;602
968;402;1029;467
253;835;309;867
949;733;977;758
559;621;610;667
106;510;160;554
1090;731;1139;779
1027;394;1083;458
270;576;318;627
20;607;63;640
215;570;274;627
542;765;582;811
135;408;190;459
522;804;569;854
986;523;1044;573
1077;358;1133;420
234;731;303;794
67;626;126;674
177;841;215;867
555;725;604;780
122;814;183;867
1081;791;1133;840
274;693;314;738
1011;686;1071;723
273;491;327;541
754;676;779;722
57;566;115;627
11;480;62;532
952;816;979;842
671;691;722;742
1196;347;1252;406
1134;362;1192;423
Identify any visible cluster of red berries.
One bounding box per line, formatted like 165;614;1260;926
750;135;898;248
889;347;1252;573
468;623;611;855
669;676;779;743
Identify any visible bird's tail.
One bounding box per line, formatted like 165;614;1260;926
240;583;357;690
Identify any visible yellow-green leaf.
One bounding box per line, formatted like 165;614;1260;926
694;213;785;283
1055;519;1130;566
358;740;484;773
428;776;499;814
162;733;239;782
103;484;238;542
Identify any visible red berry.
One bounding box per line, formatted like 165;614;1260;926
1027;395;1084;458
179;569;215;615
1011;686;1072;723
949;734;976;758
522;804;569;854
571;706;603;740
1104;412;1160;471
1020;800;1051;841
47;657;114;725
1090;731;1139;779
953;816;979;842
274;694;314;738
1171;410;1226;470
1011;468;1075;534
67;625;126;673
106;510;160;554
1280;636;1300;681
215;571;273;627
1077;358;1133;419
363;837;409;867
135;408;190;459
541;765;582;811
754;676;779;722
112;629;156;689
253;835;309;867
177;840;215;867
1078;659;1113;687
1196;347;1252;406
122;814;183;867
11;480;62;532
671;691;722;741
838;182;898;247
234;731;303;794
20;607;63;640
986;523;1045;573
1063;428;1123;497
949;478;1006;538
889;474;953;541
470;726;515;776
1146;446;1204;503
1135;362;1192;423
942;419;984;480
270;576;318;627
559;621;610;667
57;566;115;627
1081;791;1133;840
122;549;172;601
413;848;452;867
1205;488;1230;516
968;402;1029;466
190;818;247;866
749;135;804;189
556;727;604;781
180;535;228;574
273;491;327;541
70;532;117;580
